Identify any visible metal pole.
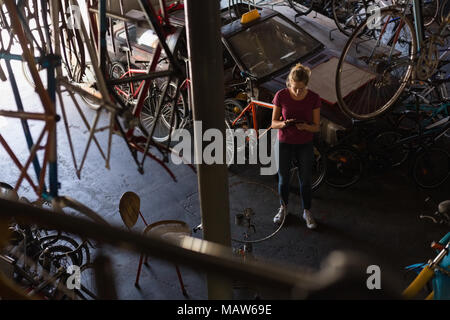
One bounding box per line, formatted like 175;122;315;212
412;0;424;51
184;0;232;299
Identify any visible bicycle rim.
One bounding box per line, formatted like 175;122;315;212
325;147;363;188
140;83;181;143
110;62;132;104
372;131;409;167
336;9;417;120
423;0;439;26
224;99;251;164
77;62;101;110
412;147;450;188
225;119;234;167
312;144;327;190
440;0;450;25
74;263;98;300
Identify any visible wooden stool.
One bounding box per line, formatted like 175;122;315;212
119;191;190;296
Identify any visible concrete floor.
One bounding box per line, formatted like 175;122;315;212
0;4;449;300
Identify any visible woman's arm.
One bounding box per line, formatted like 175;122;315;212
271;104;294;129
295;107;320;133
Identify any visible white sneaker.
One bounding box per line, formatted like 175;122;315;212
303;210;317;229
273;206;286;224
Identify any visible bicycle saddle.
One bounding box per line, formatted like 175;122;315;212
438;200;450;214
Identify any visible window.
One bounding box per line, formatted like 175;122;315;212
228;16;322;78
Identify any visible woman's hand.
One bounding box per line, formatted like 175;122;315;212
283;119;296;128
295;123;309;131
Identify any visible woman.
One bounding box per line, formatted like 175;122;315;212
271;63;321;229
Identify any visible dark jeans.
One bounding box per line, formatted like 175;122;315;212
278;141;313;210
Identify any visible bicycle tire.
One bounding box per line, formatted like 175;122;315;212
287;0;315;16
224;98;251;129
228;180;285;244
139;81;182;143
423;0;440;27
289;143;327;192
73;263;98;300
332;0;369;37
225;118;235;167
371;130;409;167
35;244;81;299
412;147;450;188
325;146;363;188
224;98;251;165
39;233;90;267
336;8;417;120
76;62;101;111
440;0;450;25
110;61;132;104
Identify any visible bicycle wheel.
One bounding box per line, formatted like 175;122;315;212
74;263;98;300
289;143;327;193
224;98;250;129
225;118;235;167
412;147;450;188
394;109;425;133
36;245;81;299
139;81;182;143
332;0;369;37
224;99;251;164
371;130;409;167
228;180;285;245
325;146;363;188
287;0;315;16
75;62;101;110
39;233;90;267
440;0;450;25
110;62;132;104
336;8;417;120
21;59;47;88
423;0;440;27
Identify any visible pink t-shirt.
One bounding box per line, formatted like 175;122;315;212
272;88;321;144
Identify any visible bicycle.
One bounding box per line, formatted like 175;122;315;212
335;0;449;120
109;60;183;143
392;77;450;136
225;71;327;190
1;0;195;202
332;0;374;37
0;182;100;300
403;232;450;300
370;114;450;188
324;116;396;188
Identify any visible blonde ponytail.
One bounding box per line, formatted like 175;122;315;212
286;63;311;87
